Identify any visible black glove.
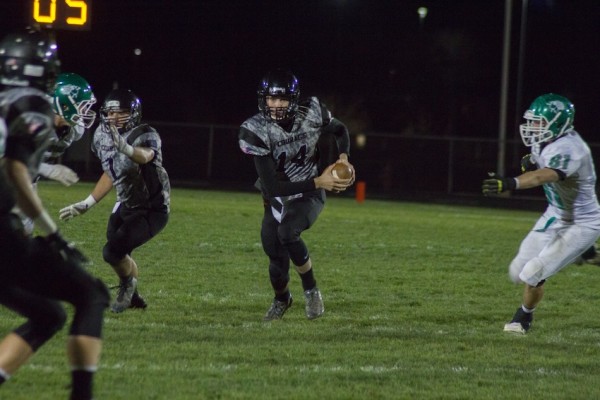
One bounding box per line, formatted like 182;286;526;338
520;154;537;173
45;232;89;265
482;173;517;195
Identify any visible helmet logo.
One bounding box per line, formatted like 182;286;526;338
269;86;286;95
548;101;565;113
59;84;81;98
105;100;121;108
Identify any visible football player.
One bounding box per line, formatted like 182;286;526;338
482;93;600;334
0;29;109;400
15;72;97;235
59;89;171;313
239;69;354;321
521;152;600;266
41;71;97;185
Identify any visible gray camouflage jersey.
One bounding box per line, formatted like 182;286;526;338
0;87;55;213
91;124;170;212
239;97;328;187
531;129;600;228
0;87;54;181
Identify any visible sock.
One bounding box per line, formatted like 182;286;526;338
274;290;291;303
521;305;535;314
299;269;316;291
70;369;94;400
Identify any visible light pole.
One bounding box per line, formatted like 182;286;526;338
497;0;513;177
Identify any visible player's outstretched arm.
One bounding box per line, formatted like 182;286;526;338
59;172;113;221
38;163;79;186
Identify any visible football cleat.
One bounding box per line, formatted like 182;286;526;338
129;291;148;309
111;276;137;313
583;245;600;266
263;296;293;321
304;287;324;320
574;245;600;266
503;307;533;334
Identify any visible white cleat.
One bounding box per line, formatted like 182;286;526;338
503;322;527;334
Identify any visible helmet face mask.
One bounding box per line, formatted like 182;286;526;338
257;69;300;123
53;72;96;128
0;29;60;93
519;93;575;146
100;89;142;133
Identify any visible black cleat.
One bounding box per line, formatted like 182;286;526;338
503;307;533;334
263;296;293;321
129;291;148;309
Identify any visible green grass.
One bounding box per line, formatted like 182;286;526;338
2;182;600;399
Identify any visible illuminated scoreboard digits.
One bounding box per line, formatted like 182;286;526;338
30;0;92;31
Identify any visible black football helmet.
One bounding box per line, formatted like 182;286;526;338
0;29;60;93
257;69;300;122
100;89;142;132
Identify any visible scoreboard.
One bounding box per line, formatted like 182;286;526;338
29;0;92;31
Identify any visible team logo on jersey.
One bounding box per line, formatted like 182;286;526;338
276;132;307;147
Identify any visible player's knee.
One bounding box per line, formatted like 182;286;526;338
519;258;545;287
69;278;109;338
277;224;301;245
102;242;125;265
281;239;309;267
508;259;524;284
15;305;67;351
89;277;110;307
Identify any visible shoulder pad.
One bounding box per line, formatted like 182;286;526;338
126;124;156;145
239;120;270;156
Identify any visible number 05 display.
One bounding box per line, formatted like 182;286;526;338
30;0;92;31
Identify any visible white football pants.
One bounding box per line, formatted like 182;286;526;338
508;214;600;286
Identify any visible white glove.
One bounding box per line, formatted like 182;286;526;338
59;195;97;221
110;126;134;157
38;163;79;186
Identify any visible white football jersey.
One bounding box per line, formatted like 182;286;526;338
531;130;600;228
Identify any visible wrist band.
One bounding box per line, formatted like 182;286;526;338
513;177;520;190
124;144;134;157
83;195;97;208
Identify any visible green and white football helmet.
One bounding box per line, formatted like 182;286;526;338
52;72;97;128
519;93;575;147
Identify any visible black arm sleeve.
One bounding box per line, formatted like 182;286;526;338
322;118;350;157
254;156;316;197
551;168;567;180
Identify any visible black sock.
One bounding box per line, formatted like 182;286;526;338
274;290;291;303
70;369;93;400
300;269;316;291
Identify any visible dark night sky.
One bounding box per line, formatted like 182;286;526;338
1;0;598;137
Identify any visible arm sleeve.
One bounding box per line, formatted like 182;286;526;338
254;155;316;197
550;168;566;180
322;118;350;156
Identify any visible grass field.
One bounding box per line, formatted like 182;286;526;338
2;182;600;399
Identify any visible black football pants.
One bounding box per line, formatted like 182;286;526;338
261;190;324;291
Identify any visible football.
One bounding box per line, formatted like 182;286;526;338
331;163;353;179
